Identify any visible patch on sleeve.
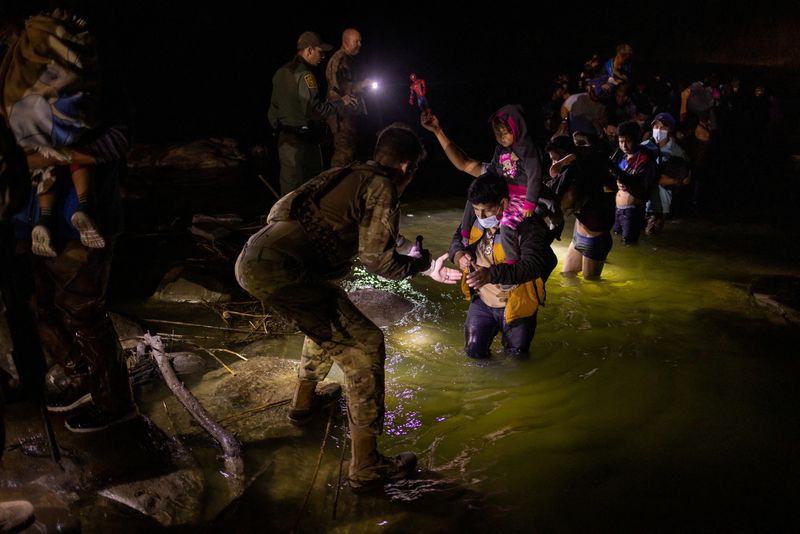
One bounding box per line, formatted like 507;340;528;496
303;73;318;89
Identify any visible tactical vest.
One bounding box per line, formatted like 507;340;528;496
267;163;381;271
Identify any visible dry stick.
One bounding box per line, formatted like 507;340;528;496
156;332;221;341
143;318;256;334
221;310;264;319
220;299;259;307
218;398;291;425
332;413;349;520
258;174;281;200
294;406;335;533
202;301;227;324
196;346;236;376
146;333;245;497
214;348;248;361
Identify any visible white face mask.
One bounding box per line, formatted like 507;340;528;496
477;215;499;229
652;128;669;143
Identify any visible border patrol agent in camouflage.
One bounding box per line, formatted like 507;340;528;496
325;28;370;167
236;162;430;433
235;125;461;490
269;32;349;195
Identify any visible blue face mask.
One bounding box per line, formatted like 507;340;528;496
477;215;499;229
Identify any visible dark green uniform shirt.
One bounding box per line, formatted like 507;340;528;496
268;56;343;130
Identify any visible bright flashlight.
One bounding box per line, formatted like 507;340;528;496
371;81;379;91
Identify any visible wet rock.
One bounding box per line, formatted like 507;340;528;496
151;276;232;304
98;468;204;527
129;350;207;385
348;288;416;327
751;275;800;326
127;138;246;170
1;402;201;527
110;312;145;350
149;356;342;443
0;485;81;534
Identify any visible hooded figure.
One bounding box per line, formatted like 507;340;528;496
488;104;545;212
457;105;562;264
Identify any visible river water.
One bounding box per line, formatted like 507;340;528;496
124;194;800;533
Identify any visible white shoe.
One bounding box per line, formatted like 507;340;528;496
70;211;106;249
31;225;57;257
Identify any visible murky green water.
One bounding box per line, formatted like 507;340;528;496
133;200;800;533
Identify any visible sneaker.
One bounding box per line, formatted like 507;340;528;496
31;224;57;257
46;390;92;413
348;452;418;493
70;211;106;249
45;367;92;413
64;405;139;433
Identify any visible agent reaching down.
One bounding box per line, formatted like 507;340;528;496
235;123;460;491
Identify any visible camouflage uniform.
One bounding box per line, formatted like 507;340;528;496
325;49;366;167
235;163;430;434
269;57;344;195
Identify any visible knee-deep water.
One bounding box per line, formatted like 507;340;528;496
117;197;800;533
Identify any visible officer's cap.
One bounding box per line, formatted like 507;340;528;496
297;31;333;51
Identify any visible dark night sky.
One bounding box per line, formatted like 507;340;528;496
3;1;799;145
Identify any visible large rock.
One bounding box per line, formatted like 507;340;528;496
149;355;341;443
98;468;204;527
348;288;416;327
151;276;232;304
1;405;205;528
751;275;800;325
127;138;246;170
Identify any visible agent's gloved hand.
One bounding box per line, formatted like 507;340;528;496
417;248;431;267
421;253;461;284
395;234;414;255
407;241;424;259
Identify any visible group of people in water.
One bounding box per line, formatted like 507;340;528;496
0;13;787;528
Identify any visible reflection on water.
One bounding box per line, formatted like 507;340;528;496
133;200;800;532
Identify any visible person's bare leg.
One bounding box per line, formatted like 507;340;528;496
582;256;605;280
69;166;105;249
561;241;582;277
32;189;58;257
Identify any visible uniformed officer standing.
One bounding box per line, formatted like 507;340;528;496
325;28;372;167
269;31;356;195
235;124;460;491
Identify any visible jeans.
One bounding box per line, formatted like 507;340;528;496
464;297;537;359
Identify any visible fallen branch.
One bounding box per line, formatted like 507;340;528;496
214;348;248;361
145;333;244;497
195;346;236;376
218;398;291;425
143;318;257;334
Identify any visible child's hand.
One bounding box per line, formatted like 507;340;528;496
522;209;535;218
420;110;440;133
453;251;472;270
559;153;577;166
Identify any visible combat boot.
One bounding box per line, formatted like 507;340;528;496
287;379;342;425
348;431;417;493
